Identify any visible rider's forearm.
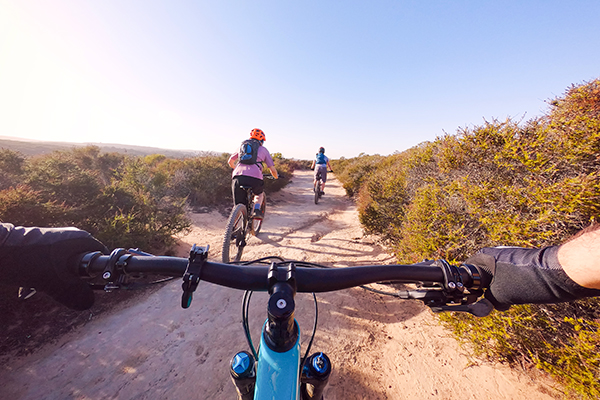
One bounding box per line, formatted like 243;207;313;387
0;223;12;247
557;225;600;289
269;166;279;179
467;245;600;309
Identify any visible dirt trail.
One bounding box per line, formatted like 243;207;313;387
0;171;558;399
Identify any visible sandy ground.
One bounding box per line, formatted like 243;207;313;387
0;171;560;400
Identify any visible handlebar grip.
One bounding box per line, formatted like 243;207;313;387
80;253;189;277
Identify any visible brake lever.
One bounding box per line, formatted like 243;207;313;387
396;289;493;317
181;244;209;309
429;299;494;317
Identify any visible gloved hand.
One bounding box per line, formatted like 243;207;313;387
0;224;108;310
466;245;600;311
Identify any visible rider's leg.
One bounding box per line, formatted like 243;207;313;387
314;168;321;190
252;193;265;219
320;169;327;194
251;180;266;219
254;192;265;207
232;177;244;206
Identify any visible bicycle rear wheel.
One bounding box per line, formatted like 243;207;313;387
222;204;247;263
314;180;320;204
250;195;266;235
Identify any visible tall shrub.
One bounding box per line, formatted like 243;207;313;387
334;78;600;398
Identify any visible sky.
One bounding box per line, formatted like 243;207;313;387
1;1;599;160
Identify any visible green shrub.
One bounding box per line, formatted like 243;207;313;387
0;149;26;190
264;155;298;193
0;185;67;226
0;147;191;252
0;146;300;252
91;157;191;250
331;154;385;197
439;299;600;399
333;78;600;398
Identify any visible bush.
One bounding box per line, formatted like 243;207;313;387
0;149;26;190
0;185;67;226
0;146;301;252
264;155;300;193
330;154;385;197
91;157;191;250
0;146;191;252
333;78;600;398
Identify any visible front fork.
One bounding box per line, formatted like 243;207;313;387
230;262;332;399
229;348;332;400
300;352;332;400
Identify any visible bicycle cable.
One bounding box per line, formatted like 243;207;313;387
239;257;285;360
242;290;258;360
239;257;320;364
88;276;177;291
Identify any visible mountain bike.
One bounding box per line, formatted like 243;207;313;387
314;171;323;204
313;169;332;204
79;245;493;400
222;185;267;264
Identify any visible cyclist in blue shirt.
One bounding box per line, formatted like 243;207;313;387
310;147;333;195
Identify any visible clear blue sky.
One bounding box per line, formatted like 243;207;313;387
1;1;599;160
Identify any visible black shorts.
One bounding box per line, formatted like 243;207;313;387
232;175;264;205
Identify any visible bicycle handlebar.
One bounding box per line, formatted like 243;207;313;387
79;249;484;294
78;245;494;316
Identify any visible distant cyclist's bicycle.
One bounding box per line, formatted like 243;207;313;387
314;172;323;204
222;185;267;263
79;246;493;400
313;169;332;204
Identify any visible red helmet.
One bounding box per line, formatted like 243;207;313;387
250;128;266;142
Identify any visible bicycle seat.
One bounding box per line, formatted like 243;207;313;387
239;185;253;190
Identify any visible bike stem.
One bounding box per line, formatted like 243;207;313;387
264;262;299;352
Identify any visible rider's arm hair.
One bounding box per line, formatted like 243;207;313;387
269;166;279;179
228;153;238;169
558;223;600;289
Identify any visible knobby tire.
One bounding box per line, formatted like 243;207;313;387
222;204;248;263
314;179;321;204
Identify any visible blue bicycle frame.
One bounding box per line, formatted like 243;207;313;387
254;321;302;398
230;262;331;400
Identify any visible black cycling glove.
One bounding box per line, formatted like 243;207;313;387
0;224;108;310
466;245;600;310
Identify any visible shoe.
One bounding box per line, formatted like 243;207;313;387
320;191;325;195
18;287;37;300
253;207;264;219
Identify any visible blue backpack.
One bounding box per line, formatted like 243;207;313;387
239;139;260;165
315;152;326;164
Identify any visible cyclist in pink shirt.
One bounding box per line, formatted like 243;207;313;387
228;128;278;219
